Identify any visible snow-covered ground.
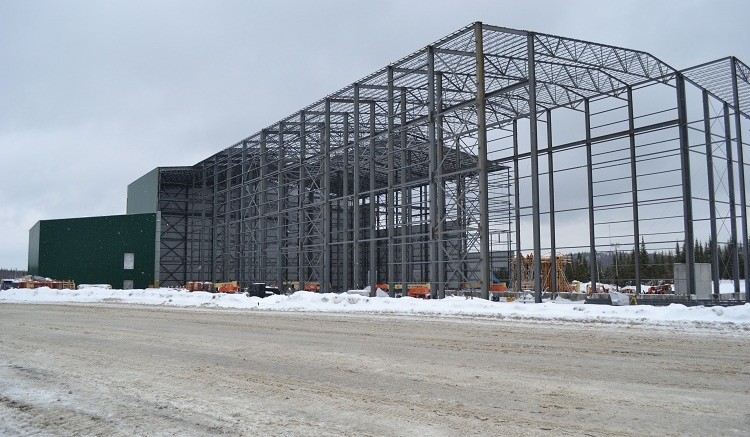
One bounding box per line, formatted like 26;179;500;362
1;286;749;329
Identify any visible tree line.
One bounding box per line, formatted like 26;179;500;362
0;268;28;279
563;239;747;285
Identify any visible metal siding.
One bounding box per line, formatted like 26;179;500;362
126;168;159;214
28;221;41;274
36;214;157;289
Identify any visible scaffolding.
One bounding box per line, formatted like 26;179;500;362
143;22;750;302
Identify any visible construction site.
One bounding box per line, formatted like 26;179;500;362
27;22;750;303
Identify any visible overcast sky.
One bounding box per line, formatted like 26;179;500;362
1;0;748;269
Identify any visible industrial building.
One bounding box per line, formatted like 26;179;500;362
28;213;159;289
32;23;750;301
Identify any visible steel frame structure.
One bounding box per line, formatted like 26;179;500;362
149;23;750;302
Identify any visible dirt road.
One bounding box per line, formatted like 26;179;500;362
0;303;748;436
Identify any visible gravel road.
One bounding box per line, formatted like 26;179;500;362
0;303;748;436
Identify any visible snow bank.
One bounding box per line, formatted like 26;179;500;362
1;287;749;328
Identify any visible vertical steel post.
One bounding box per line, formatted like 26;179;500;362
547;109;557;296
676;73;696;295
703;90;721;297
730;59;750;301
323;99;332;293
627;87;642;292
343;114;350;291
457;139;468;292
241;142;248;288
260;130;268;283
212;159;218;282
724;102;741;295
353;85;361;289
224;162;231;281
513;120;522;293
436;72;446;299
278;122;285;290
200;162;207;282
585;99;598;293
427;45;439;299
475;22;491;300
369;100;377;295
298;112;306;288
400;89;410;296
224;163;230;280
387;67;396;297
527;32;542;302
427;46;440;299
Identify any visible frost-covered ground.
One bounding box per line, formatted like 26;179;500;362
1;286;749;329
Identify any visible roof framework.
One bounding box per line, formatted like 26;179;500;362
149;23;750;302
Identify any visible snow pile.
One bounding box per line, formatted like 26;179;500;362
1;287;749;328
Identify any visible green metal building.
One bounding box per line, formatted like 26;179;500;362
28;213;159;289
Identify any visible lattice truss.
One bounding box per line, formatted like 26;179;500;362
150;23;750;302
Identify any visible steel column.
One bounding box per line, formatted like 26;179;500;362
278;122;285;289
676;73;696;295
298;112;306;288
369;100;377;295
527;32;542;302
387;66;396;297
585;99;598;293
260;130;268;282
423;46;440;299
241;142;248;288
399;89;410;296
323;99;332;293
546;109;557;296
724;102;741;295
513;120;522;293
343;114;350;291
436;72;446;299
427;45;439;299
703;90;720;297
353;84;361;289
475;22;491;300
211;159;218;282
627;87;642;292
730;59;750;302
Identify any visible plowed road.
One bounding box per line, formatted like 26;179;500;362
1;303;748;436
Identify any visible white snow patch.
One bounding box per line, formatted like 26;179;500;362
1;287;749;328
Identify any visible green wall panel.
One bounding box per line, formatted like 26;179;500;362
31;213;157;289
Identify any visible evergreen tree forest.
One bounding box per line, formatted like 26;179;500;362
563;239;747;286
